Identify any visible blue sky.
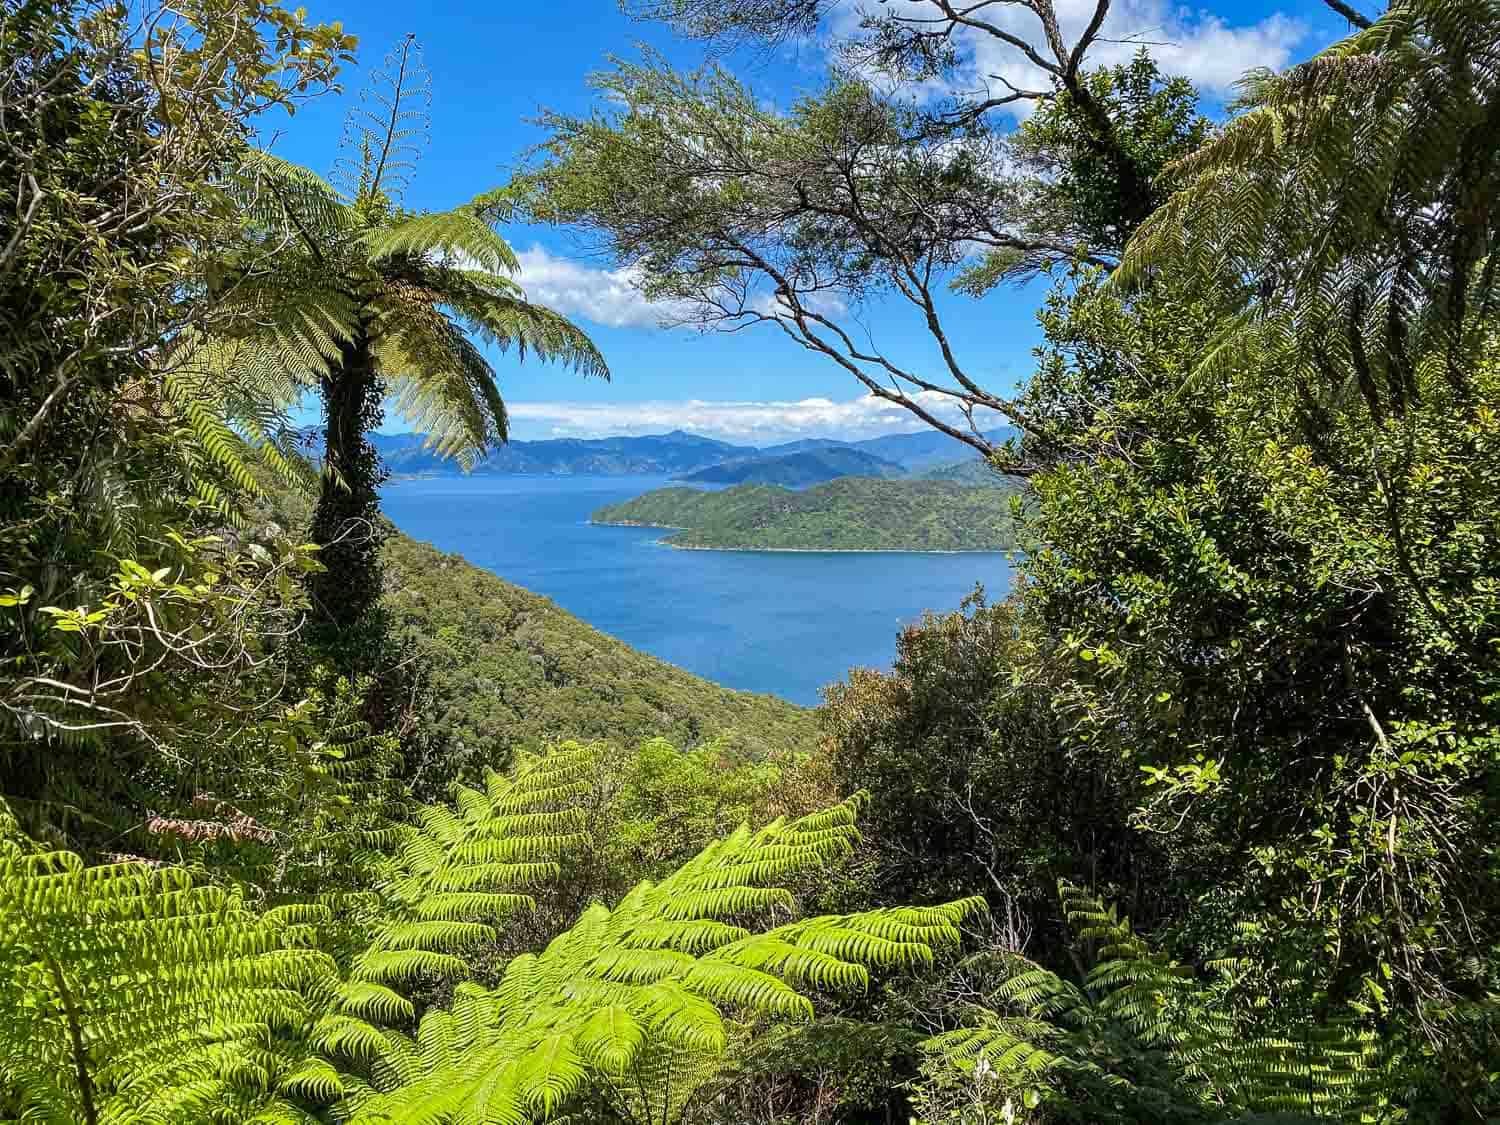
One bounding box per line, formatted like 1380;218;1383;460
272;0;1361;444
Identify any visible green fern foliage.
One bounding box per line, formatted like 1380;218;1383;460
0;742;982;1125
1115;0;1500;425
0;824;338;1124
918;882;1388;1125
159;365;316;519
338;793;984;1124
352;744;598;987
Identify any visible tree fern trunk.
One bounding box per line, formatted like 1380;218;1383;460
308;331;388;631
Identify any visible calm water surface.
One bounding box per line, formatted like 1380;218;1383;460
380;475;1013;706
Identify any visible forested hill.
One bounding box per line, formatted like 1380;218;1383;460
678;447;905;486
370;428;756;476
591;478;1017;551
916;458;1014;485
252;479;821;771
382;535;820;770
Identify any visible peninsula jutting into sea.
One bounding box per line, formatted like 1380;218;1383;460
590;476;1018;552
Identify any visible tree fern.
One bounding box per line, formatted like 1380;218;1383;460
917;881;1390;1125
330;786;982;1123
186;36;608;625
1115;0;1500;427
0;819;339;1124
205;40;609;459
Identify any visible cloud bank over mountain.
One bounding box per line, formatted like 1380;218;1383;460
504;391;1007;444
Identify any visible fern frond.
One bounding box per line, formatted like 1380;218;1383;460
335;772;975;1123
920;881;1394;1124
1115;0;1500;421
0;841;340;1123
364;207;521;274
232;149;352;241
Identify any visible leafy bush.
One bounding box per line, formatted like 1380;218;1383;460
0;745;984;1124
913;884;1391;1125
823;592;1166;940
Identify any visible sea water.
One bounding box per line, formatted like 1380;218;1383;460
380;474;1014;707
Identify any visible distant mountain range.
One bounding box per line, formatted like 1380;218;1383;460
680;447;906;486
368;429;755;477
362;426;1017;483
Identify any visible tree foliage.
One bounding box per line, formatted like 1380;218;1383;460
0;747;983;1125
526;12;1208;459
0;0;357;851
822;593;1165;939
915;883;1391;1125
956;51;1211;297
1117;0;1500;430
187;37;608;628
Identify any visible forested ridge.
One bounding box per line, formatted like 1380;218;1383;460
592;478;1018;551
676;448;906;486
3;1;1499;1123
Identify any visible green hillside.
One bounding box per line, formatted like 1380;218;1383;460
679;447;905;485
383;535;820;765
250;474;820;772
917;458;1014;486
592;477;1017;551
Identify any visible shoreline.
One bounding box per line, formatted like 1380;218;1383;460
670;543;1011;554
589;519;1011;555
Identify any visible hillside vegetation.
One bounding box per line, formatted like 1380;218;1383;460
6;3;1500;1124
254;479;821;785
383;534;821;777
678;446;905;485
592;478;1017;550
915;457;1012;486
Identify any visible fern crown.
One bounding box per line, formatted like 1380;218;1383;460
181;36;608;472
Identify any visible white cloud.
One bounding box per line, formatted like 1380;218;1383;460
507;392;1006;444
749;287;850;319
515;245;694;329
830;0;1306;115
519;244;859;329
1063;3;1305;95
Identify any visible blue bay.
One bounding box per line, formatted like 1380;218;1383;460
381;474;1014;707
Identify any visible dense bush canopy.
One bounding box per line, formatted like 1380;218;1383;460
3;0;1499;1122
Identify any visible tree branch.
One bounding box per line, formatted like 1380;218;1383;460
1321;0;1374;30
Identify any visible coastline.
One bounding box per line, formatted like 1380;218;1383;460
590;518;1011;555
589;518;688;530
669;543;1012;554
